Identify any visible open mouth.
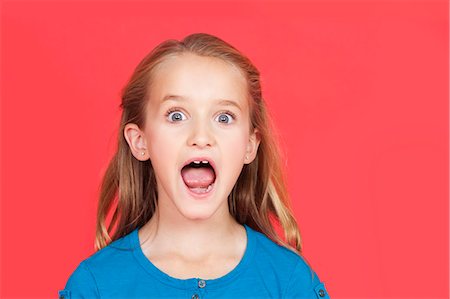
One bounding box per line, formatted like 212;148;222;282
181;159;216;195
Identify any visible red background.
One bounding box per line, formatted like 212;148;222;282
1;0;448;298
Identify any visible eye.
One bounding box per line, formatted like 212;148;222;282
166;110;187;122
215;112;235;124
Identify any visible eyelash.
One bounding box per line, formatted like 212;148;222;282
165;108;237;123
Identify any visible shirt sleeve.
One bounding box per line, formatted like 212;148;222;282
58;261;100;299
282;257;330;299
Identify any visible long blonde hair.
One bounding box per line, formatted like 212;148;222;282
95;33;305;260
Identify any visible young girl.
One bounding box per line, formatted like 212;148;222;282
59;33;330;299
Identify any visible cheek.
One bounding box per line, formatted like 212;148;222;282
145;127;181;164
222;129;248;149
218;131;249;166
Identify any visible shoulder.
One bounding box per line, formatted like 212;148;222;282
251;228;302;264
249;227;331;299
249;227;308;276
80;229;137;275
58;260;99;299
282;256;330;299
58;230;137;299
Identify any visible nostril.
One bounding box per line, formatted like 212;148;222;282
188;127;215;147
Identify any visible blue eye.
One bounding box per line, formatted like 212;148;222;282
167;110;187;122
215;113;234;124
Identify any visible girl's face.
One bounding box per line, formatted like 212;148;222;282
126;53;260;222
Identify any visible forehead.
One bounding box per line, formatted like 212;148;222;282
148;53;249;107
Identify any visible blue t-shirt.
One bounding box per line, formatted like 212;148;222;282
59;223;330;299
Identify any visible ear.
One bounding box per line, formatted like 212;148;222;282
245;128;261;164
123;123;149;161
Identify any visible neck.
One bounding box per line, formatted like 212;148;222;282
138;200;244;261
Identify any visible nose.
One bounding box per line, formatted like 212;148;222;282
187;118;215;148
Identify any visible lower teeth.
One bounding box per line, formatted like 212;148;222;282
190;183;213;194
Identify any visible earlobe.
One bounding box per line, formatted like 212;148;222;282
123;123;148;161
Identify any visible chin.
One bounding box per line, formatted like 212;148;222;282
174;197;225;221
178;207;216;221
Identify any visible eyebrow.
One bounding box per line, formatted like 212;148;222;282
161;94;242;111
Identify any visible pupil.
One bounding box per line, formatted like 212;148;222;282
172;113;182;121
219;115;228;122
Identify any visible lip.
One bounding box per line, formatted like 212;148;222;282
180;156;217;177
180;156;218;199
182;180;217;199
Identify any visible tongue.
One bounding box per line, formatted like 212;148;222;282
181;166;215;188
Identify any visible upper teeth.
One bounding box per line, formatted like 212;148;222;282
193;160;209;164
